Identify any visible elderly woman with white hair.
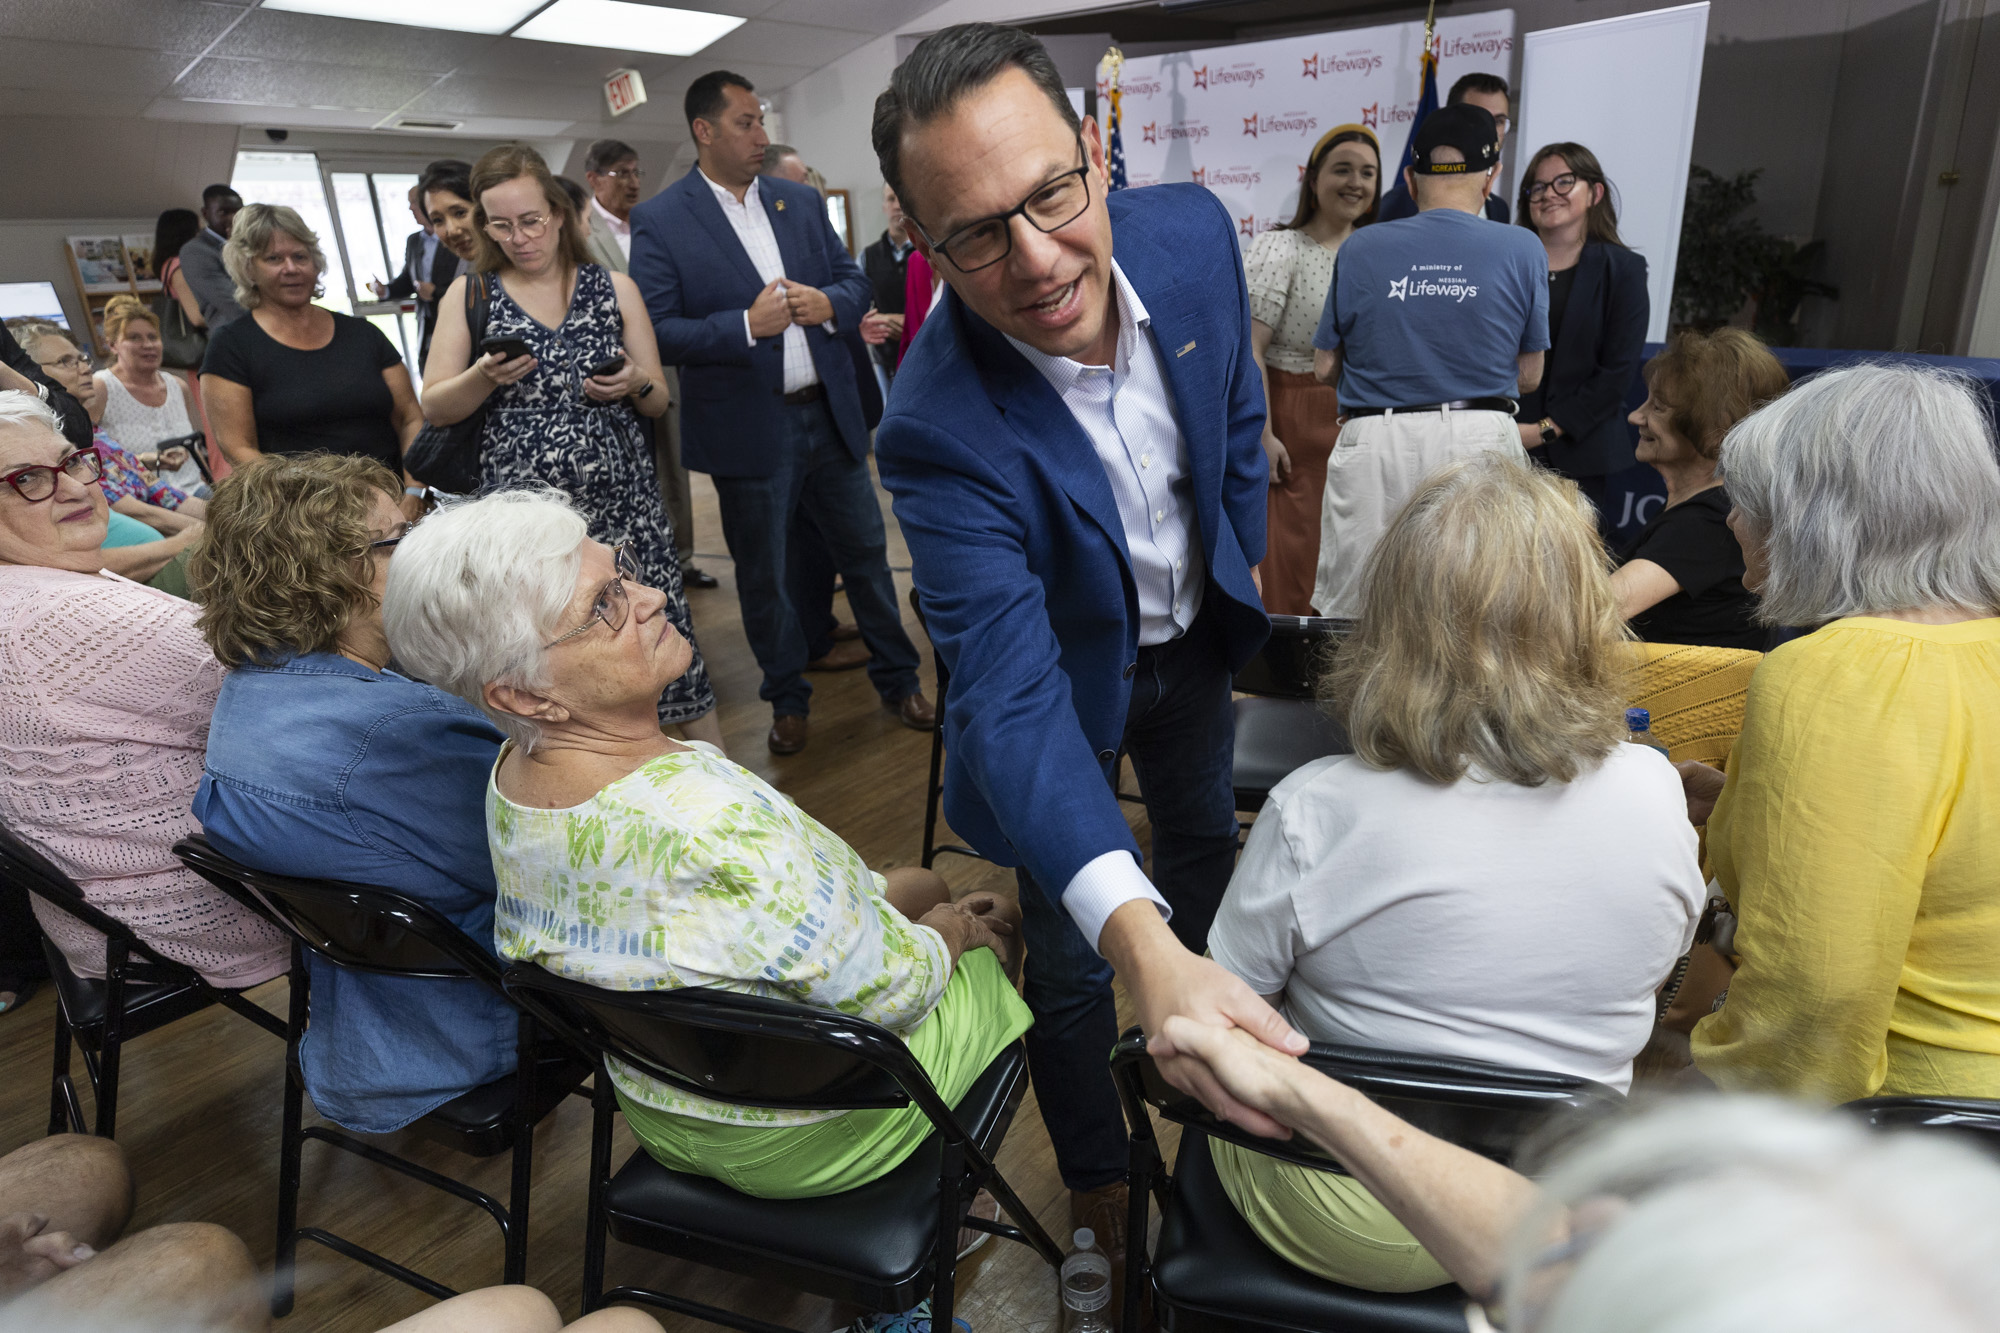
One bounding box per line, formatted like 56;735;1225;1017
0;390;286;988
200;203;425;516
383;488;1030;1209
1679;362;2000;1101
1153;1016;2000;1333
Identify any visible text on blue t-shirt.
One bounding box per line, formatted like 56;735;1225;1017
1313;207;1550;410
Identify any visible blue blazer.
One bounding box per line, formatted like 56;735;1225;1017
629;168;874;478
876;184;1271;902
1537;240;1650;479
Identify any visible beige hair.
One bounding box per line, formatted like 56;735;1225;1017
222;204;328;310
1323;454;1630;786
100;292;160;345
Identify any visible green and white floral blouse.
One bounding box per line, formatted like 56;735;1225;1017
489;741;950;1125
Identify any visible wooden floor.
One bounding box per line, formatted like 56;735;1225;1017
0;466;1178;1333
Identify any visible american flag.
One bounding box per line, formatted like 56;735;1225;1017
1107;85;1128;191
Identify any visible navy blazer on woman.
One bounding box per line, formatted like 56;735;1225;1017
1537;239;1650;479
876;184;1271;904
629;168;873;478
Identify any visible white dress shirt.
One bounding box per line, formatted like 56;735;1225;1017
590;196;632;261
1006;260;1206;948
700;170;818;394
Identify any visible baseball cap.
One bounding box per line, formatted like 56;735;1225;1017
1410;103;1500;174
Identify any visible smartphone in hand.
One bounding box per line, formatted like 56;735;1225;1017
480;335;534;362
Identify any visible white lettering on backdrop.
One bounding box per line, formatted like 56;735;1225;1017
1099;11;1517;246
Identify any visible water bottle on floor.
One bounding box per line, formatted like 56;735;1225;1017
1626;707;1669;756
1061;1227;1113;1333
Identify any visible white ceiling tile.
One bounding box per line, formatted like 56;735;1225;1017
0;0;245;51
0;39;186;99
212;9;495;70
404;73;606;120
177;56;441;111
697;18;874;66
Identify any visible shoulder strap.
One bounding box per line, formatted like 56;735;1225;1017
466;272;490;345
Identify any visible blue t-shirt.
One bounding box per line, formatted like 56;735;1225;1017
1314;207;1550;410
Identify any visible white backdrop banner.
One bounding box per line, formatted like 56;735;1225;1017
1098;11;1516;247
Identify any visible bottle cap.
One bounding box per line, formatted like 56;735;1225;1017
1626;707;1651;729
1073;1227;1095;1251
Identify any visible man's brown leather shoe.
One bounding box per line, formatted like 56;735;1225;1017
1071;1183;1144;1330
806;641;871;672
831;622;861;642
767;714;808;754
889;691;936;731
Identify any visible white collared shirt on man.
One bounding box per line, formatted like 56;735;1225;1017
1004;259;1204;946
699;170;819;394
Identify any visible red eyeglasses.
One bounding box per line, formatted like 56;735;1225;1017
1;446;103;502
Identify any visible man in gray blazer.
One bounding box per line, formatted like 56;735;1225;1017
177;184;246;330
583;139;714;588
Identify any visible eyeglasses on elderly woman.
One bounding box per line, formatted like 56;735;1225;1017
2;446;102;502
541;540;638;649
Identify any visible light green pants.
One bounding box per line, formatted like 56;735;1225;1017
1211;1137;1453;1292
618;949;1032;1199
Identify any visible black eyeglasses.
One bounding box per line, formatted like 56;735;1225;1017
2;446;102;502
543;542;638;649
915;143;1094;273
368;522;413;553
1526;172;1581;202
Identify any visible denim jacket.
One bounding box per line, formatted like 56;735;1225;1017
193;652;515;1132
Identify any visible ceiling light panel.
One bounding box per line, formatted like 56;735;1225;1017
513;0;747;56
260;0;545;35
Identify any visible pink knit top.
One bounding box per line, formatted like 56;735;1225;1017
0;566;286;986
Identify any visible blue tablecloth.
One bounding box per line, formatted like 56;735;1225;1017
1599;345;2000;546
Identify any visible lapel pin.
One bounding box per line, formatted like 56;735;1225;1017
1177;340;1197;357
775;199;786;211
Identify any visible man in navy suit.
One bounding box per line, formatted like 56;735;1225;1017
872;24;1307;1269
629;71;932;755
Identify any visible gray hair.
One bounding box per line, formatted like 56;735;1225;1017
1506;1097;2000;1332
871;23;1079;222
221;203;327;311
0;388;64;444
1721;362;2000;623
381;488;588;751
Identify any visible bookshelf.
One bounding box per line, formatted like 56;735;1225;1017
62;233;162;356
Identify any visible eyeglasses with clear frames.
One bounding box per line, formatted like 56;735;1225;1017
543;542;639;649
485;212;552;242
1525;173;1580;203
2;446;102;502
915;140;1094;274
37;352;94;374
599;167;645;181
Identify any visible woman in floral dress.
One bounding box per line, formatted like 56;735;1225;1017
422;144;719;746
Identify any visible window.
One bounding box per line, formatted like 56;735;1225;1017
230;151;351;315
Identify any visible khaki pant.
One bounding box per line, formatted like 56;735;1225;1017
1313;407;1524;618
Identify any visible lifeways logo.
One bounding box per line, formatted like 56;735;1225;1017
1301;51;1384;79
1242;112;1318;139
1360;101;1417;130
1191;166;1262;188
1142;120;1210;145
1192;63;1265;91
1238;215;1277;240
1388;266;1480;303
1437;34;1514;60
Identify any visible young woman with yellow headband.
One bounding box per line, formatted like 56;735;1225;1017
1244;123;1379;615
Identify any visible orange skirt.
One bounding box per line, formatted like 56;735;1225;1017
1258;368;1340;616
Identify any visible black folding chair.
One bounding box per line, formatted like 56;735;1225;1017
1111;1029;1621;1333
1231;615;1353;816
501;960;1064;1332
1844;1095;2000;1158
908;587;985;869
173;836;592;1315
0;821;284;1139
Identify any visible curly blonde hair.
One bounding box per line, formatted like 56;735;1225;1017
1323;454;1631;787
189;452;402;666
221;204;328;310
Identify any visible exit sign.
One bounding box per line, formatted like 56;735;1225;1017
605;68;647;117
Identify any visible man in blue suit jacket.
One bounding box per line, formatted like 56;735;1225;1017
629;71;930;755
873;24;1307;1258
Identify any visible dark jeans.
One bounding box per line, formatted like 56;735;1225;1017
1017;603;1240;1192
789;507;842;663
710;397;920;717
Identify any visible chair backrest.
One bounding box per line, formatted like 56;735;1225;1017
173;836;496;984
1232;615;1351;700
0;819;142;946
503;961;931;1115
1625;642;1762;771
1113;1030;1621;1174
1844;1095;2000;1159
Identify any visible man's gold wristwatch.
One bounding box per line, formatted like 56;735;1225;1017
1538;417;1557;446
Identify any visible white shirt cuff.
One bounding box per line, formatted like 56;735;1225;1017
742;311;755;347
1063;850;1171;954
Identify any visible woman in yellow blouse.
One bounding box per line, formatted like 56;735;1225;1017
1688;362;2000;1101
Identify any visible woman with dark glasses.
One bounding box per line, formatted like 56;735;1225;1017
0;390;287;991
1514;142;1650;534
188;452;517;1134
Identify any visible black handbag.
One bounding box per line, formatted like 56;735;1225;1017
153;261;207;370
403;273;491;494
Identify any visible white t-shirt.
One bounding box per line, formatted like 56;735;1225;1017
1209;745;1706;1093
